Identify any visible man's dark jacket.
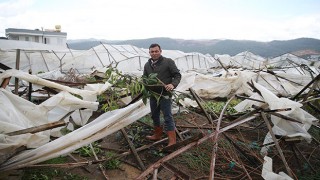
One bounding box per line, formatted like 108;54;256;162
143;56;181;95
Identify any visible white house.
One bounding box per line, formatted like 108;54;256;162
5;25;67;47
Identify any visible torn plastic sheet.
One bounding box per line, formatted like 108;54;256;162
0;89;99;150
0;100;150;171
0;67;317;174
179;97;198;108
0;69;111;127
186;69;308;99
234;81;318;154
0;69;112;152
261;156;293;180
0;69;111;101
171;69;312;108
0;69;149;171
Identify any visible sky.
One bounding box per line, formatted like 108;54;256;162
0;0;320;41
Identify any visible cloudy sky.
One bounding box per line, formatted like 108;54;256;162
1;0;320;41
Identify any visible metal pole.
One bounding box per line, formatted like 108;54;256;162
14;49;21;95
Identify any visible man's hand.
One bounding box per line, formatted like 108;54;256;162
165;84;174;91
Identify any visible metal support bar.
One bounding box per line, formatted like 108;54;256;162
260;112;293;178
189;88;216;124
14;49;20;94
120;128;146;170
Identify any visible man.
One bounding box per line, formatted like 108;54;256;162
143;43;181;146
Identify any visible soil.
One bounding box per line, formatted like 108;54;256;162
1;110;320;180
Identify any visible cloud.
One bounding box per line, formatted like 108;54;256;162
0;0;34;17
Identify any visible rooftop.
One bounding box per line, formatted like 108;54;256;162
5;28;67;36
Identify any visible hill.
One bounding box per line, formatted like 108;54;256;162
67;37;320;58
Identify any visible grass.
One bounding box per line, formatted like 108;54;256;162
74;141;102;157
175;141;212;174
139;115;153;125
308;124;320;142
22;169;89;180
203;98;242;115
41;156;67;164
21;156;88;180
298;173;320;180
104;152;121;170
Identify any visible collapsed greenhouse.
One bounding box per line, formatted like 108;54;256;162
0;39;319;179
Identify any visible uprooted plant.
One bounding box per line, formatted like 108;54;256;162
95;67;185;112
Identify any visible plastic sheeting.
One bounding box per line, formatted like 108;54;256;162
0;70;111;154
186;69;313;99
0;90;98;151
0;69;110;101
0;39;68;51
0;68;318;174
233;51;267;69
234;81;318;154
262;156;293;180
268;53;311;68
0;41;218;74
1;39;315;75
0;40;319;176
0;99;150;171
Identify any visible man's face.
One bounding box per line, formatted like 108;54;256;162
149;46;162;60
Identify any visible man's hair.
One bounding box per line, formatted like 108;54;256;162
149;43;161;50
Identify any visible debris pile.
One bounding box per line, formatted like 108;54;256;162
0;42;319;179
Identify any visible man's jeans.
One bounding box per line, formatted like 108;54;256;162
150;96;175;131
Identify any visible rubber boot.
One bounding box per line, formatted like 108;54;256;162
146;126;163;140
167;131;176;146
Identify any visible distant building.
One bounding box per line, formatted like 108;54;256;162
5;25;67;47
